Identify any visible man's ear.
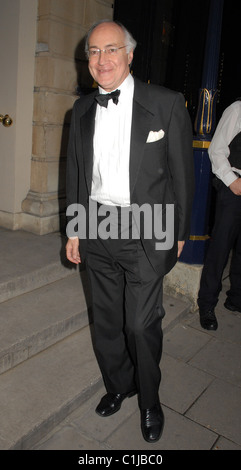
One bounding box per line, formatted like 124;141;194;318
128;50;134;65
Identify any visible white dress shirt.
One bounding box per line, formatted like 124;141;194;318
208;100;241;186
91;73;134;206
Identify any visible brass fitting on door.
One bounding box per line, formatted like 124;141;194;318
0;114;13;127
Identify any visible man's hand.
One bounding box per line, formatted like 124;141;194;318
66;238;81;264
177;240;185;258
229;178;241;195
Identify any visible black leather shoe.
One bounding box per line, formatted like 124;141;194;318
199;309;218;330
95;391;136;417
141;404;164;443
224;299;241;313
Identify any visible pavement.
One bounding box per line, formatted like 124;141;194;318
0;227;240;457
34;292;241;453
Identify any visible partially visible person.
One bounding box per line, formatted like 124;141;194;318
198;99;241;330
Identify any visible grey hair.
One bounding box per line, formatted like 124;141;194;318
85;19;137;57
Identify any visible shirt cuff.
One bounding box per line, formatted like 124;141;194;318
222;171;239;187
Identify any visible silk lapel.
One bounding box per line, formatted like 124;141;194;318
129;80;155;197
80;99;97;195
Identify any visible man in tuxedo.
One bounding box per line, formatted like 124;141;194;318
66;20;194;443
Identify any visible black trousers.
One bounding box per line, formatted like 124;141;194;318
85;205;165;409
198;183;241;311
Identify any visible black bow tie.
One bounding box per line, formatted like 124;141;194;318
95;89;120;108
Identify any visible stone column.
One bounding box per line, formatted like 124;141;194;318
21;0;113;235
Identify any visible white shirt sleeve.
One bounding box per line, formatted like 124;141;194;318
208;102;241;186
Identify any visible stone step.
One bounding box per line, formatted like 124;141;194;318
0;325;102;450
0;271;91;374
0;229;74;303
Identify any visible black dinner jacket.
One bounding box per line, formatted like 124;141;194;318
66;77;194;276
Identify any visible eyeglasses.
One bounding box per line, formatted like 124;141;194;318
87;45;128;59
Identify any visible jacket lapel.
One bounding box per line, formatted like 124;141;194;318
130;80;155;197
80;98;97;195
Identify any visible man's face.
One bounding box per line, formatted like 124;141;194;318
88;22;133;92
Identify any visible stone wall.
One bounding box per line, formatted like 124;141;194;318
22;0;113;234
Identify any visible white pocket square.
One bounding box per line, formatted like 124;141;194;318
146;129;165;143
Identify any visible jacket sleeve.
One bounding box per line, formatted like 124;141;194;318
167;92;195;240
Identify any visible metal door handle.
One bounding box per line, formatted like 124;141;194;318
0;114;13;127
